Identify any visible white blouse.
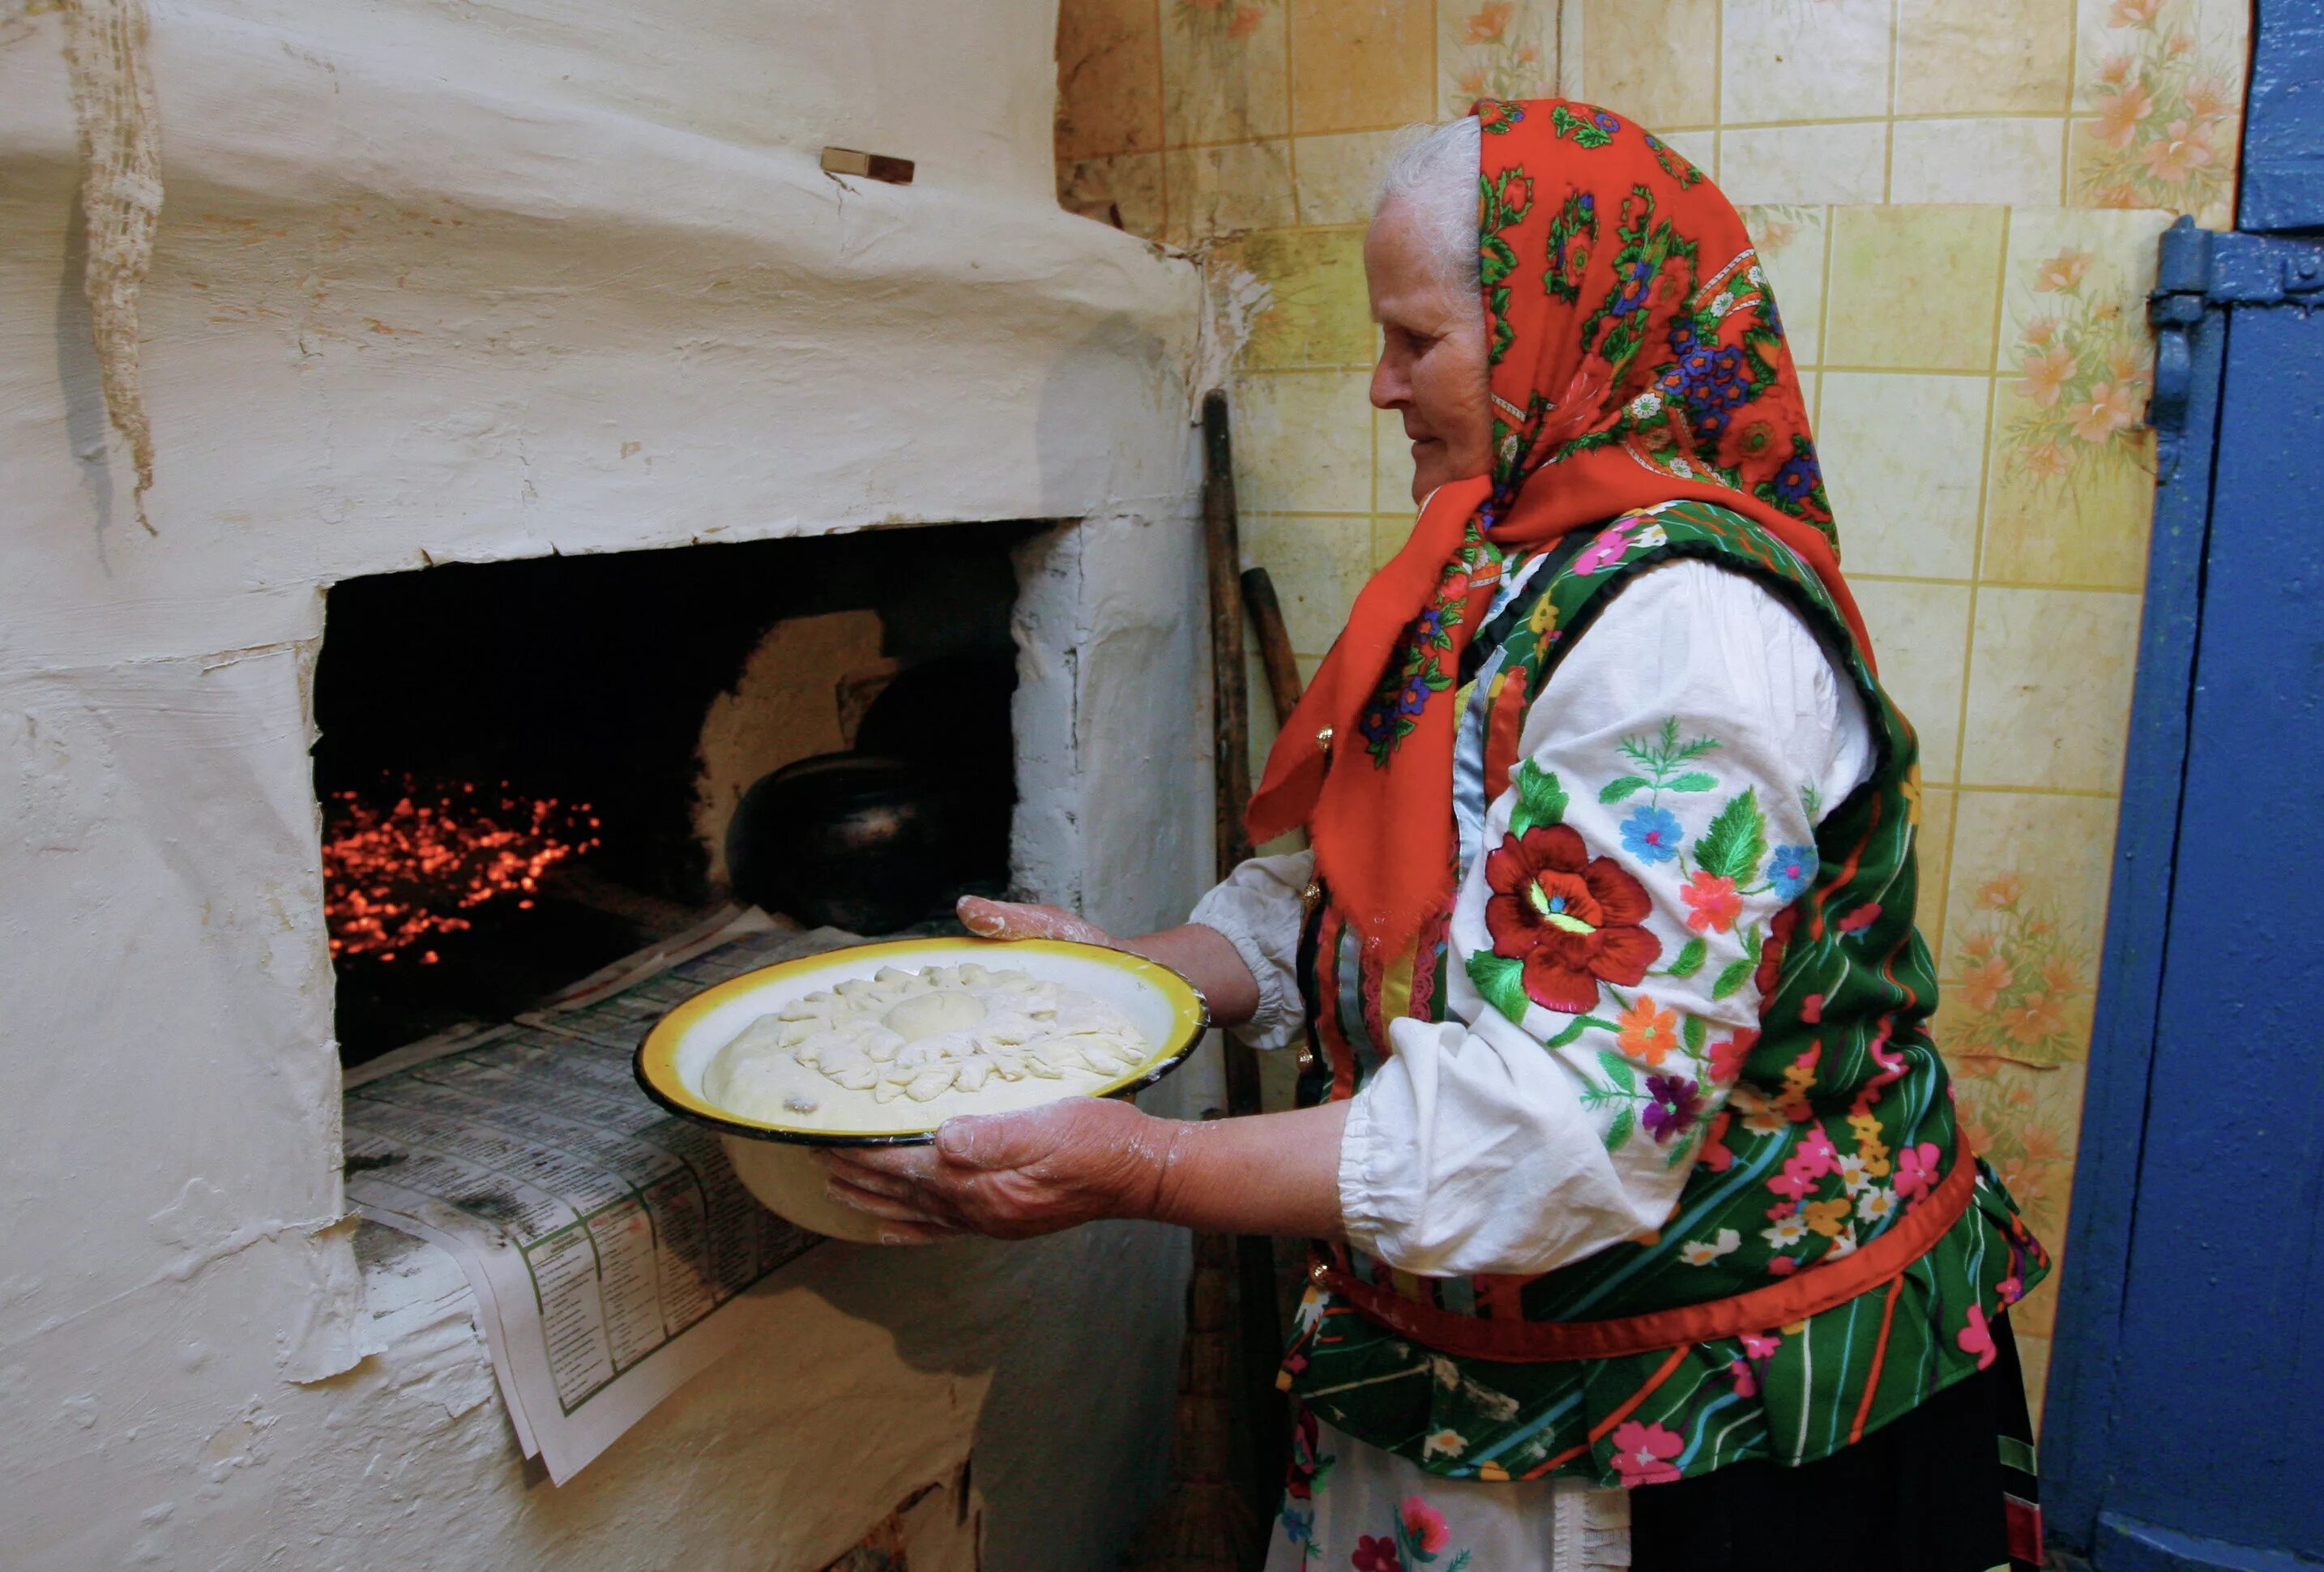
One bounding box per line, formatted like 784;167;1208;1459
1190;557;1875;1277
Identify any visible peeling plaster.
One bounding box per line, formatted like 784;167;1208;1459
58;0;162;531
1191;250;1271;410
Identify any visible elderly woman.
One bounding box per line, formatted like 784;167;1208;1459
826;100;2048;1572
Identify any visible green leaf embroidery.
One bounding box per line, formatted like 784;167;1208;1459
1665;936;1707;978
1598;775;1651;805
1742;923;1764;963
1665;771;1719;793
1695;788;1768;882
1618;717;1720;773
1604;1106;1636;1151
1510;759;1569;836
1467;951;1530;1025
1547;1014;1623;1048
1596;1048;1635;1092
1682;1014;1707;1057
1711;957;1753;1000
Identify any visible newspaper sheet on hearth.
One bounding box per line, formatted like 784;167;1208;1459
341;914;859;1482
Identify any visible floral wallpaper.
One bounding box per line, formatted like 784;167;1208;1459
1055;0;2248;1429
1057;0;2247;239
1441;2;1560;109
1567;0;2246;225
2073;0;2245;225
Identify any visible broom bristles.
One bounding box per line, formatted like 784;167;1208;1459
1120;1232;1275;1571
1120;1477;1267;1570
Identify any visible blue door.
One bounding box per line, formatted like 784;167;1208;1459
2044;5;2324;1568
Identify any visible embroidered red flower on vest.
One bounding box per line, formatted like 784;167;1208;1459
1484;823;1661;1012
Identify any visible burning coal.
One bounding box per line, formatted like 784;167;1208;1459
323;780;601;963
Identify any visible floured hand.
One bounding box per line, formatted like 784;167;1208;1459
955;895;1262;1027
818;1096;1177;1243
955;895;1126;950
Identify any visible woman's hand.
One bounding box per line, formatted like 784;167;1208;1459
824;895;1328;1245
953;895;1261;1027
955;895;1126;949
822;1098;1351;1245
818;1097;1177;1243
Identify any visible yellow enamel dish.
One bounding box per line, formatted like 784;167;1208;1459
635;936;1209;1241
633;935;1211;1147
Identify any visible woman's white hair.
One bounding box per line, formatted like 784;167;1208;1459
1372;116;1482;300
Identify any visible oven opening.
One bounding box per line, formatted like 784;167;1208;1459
315;522;1036;1066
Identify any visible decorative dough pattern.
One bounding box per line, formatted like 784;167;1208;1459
703;963;1148;1119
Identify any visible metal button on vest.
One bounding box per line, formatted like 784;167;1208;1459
1315;725;1334;754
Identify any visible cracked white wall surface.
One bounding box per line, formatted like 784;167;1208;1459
0;2;1211;1566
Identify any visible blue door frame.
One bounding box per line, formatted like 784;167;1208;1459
2043;4;2324;1568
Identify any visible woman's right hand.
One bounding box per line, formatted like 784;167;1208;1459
955;895;1260;1028
955;895;1127;950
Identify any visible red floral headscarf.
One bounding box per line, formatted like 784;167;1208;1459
1247;97;1873;959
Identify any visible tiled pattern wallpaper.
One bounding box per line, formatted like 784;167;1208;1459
1055;0;2249;1424
1057;0;2246;241
1059;0;1579;243
1758;203;2172;1418
1571;0;2246;223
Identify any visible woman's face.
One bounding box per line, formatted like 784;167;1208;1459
1366;202;1493;506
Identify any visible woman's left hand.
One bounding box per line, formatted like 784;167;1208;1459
818;1097;1179;1243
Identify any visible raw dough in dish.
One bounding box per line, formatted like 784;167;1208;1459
702;963;1151;1131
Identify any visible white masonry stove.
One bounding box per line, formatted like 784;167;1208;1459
0;2;1215;1565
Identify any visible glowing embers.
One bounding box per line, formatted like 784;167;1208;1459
323;779;602;962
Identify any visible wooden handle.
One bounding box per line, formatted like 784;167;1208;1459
1239;566;1303;721
1203;391;1254;880
1198;393;1289;1530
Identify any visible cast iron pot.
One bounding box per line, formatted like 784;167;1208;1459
724;752;954;933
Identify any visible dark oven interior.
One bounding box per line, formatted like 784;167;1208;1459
315;521;1037;1064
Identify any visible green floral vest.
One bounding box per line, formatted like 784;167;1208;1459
1282;500;2048;1486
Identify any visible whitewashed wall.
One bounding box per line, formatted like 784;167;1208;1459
0;2;1211;1566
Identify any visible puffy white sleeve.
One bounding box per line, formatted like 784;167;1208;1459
1339;559;1875;1277
1188;848;1316;1053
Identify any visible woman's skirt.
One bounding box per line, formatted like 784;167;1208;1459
1270;1314;2041;1572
